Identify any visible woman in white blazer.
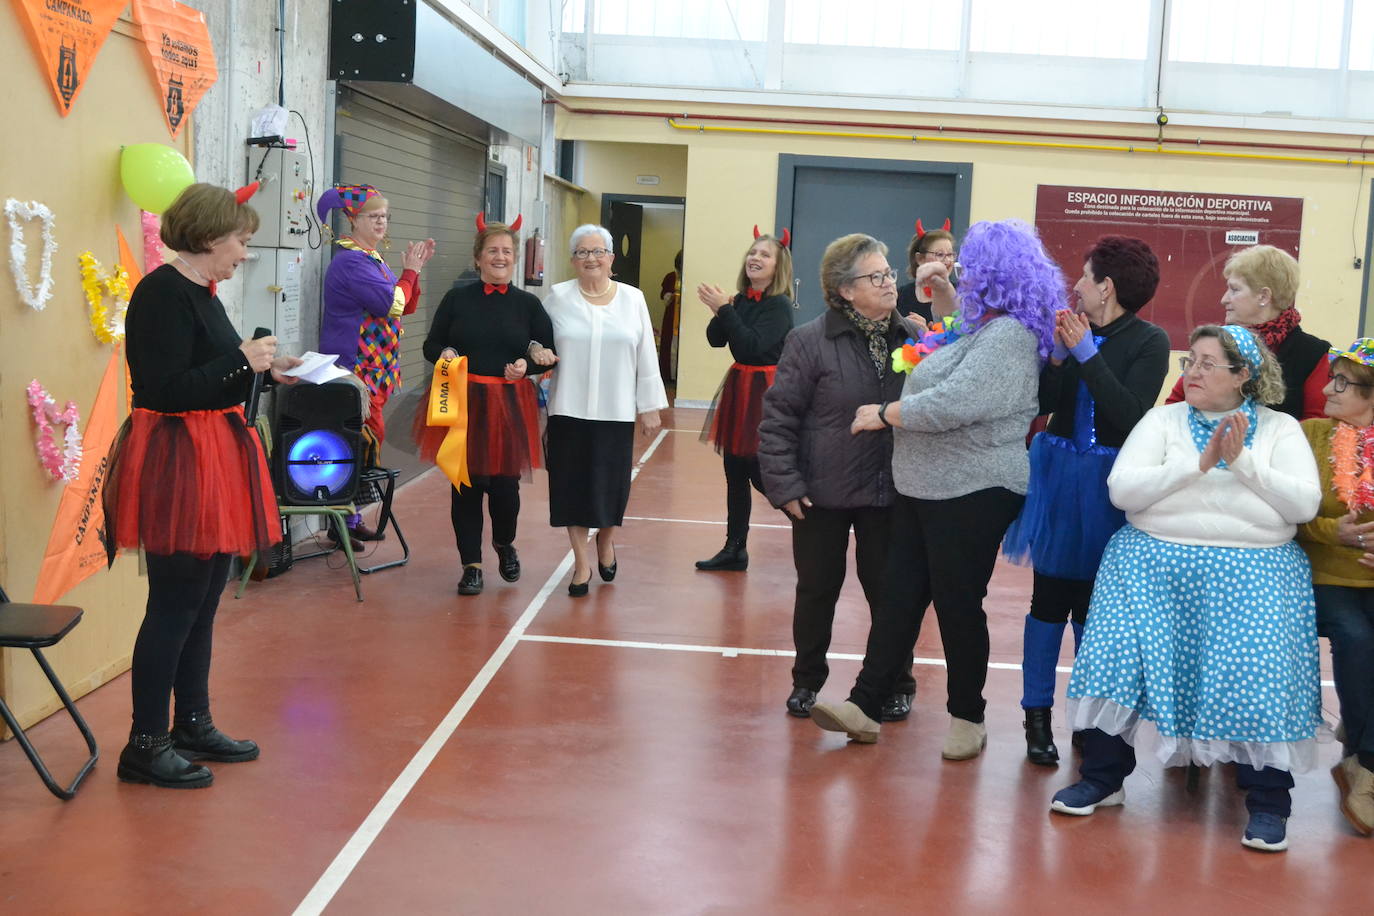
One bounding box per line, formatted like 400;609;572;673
542;224;669;596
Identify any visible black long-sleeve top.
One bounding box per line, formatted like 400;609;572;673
1038;311;1170;449
422;283;556;377
125;264;254;413
895;283;934;324
704;292;794;365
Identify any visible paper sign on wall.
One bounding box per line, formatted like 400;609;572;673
131;0;218;139
11;0;127;116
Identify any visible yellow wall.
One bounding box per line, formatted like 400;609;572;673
557;100;1371;403
640;206;685;330
1;19;185;728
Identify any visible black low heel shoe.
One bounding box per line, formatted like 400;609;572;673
568;575;590;597
598;557;617;582
170;712;260;763
117;733;213;789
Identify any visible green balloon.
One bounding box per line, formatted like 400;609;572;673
120;144;195;214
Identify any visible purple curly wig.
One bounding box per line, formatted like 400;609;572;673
957;219;1064;359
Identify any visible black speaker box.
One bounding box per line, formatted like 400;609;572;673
329;0;417;82
271;382;365;506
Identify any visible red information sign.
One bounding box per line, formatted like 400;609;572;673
1034;185;1304;348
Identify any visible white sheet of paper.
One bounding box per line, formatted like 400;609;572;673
281;351;353;384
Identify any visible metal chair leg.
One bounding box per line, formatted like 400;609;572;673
0;648;99;800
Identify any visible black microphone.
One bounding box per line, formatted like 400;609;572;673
244;326;272;427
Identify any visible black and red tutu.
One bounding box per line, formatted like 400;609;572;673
701;363;776;458
103;406;280;560
414;374;542;480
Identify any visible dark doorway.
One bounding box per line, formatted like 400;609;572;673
776;155;973;324
486;164;507;220
605;199;644;288
601;193;687;384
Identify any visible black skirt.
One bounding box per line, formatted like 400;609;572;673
546;415;636;528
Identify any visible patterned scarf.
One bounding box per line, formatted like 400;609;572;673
1250;307;1301;351
1187;398;1258;469
1331;422;1374;513
841;306;891;376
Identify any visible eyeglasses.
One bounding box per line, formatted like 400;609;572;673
923;251;956;262
1178;356;1239;374
573;247;611;260
849;269;898;287
361;212;389;222
1328;372;1374;393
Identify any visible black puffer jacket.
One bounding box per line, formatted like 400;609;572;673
759;308;916;510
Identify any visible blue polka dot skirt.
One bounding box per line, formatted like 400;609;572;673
1066;525;1322;773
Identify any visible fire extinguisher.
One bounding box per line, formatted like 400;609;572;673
524;229;545;286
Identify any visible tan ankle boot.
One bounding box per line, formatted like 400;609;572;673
809;700;880;744
942;717;987;760
1332;755;1374;836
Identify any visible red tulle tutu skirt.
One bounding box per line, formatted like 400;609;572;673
414;375;542;479
103;406;280;560
701;363;776;458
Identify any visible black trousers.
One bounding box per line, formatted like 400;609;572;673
848;488;1024;723
789;505;915;695
722;453;765;544
1029;571;1093;626
130;552;231;735
451;476;520;566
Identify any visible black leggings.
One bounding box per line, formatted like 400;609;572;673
451;476;520;566
130;552;231;735
723;453;765;543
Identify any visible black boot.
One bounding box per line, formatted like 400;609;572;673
695;539;748;571
118;732;214;788
1023;707;1059;766
171;711;260;763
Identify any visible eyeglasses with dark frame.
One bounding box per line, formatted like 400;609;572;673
849;268;898;288
1178;356;1240;375
1328;371;1374;394
573;247;612;260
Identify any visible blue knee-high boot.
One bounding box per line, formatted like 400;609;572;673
1071;621;1084;655
1022;615;1067;709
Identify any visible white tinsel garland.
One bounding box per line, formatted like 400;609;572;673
5;198;58;311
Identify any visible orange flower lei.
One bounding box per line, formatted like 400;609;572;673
1331;422;1374;512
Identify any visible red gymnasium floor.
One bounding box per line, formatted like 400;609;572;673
0;407;1362;915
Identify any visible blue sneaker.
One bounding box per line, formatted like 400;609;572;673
1050;780;1125;816
1241;812;1289;852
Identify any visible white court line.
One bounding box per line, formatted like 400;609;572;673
518;634;1340;687
622;515;791;530
293;429;670;916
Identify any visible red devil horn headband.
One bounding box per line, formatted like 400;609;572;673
915;218;952;240
235;182;260;205
752;225;791;248
476;213;523;233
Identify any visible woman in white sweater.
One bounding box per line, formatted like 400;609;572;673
543;225;669;596
1052;324;1322;854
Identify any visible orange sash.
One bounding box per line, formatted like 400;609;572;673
427;356;471;489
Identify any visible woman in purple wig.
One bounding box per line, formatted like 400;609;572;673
808;219;1063;756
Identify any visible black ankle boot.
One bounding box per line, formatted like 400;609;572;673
695;539;748;571
170;711;260;763
1023;707;1059;766
118;732;214;788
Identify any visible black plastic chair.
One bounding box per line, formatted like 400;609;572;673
0;585;99;799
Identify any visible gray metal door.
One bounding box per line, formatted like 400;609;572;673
777;156;972;324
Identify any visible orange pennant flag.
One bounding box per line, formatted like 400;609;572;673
131;0;218;139
33;345;124;604
10;0;127;116
116;224;143;288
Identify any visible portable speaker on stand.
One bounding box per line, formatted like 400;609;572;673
271;381;365;506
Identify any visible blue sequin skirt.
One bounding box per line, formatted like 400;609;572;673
1001;432;1124;581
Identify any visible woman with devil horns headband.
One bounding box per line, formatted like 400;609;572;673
694;227;795;572
417;214;557;596
104;183;303;789
896;218;957;325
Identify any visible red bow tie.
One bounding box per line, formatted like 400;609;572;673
484;283;509;295
745;288;763;302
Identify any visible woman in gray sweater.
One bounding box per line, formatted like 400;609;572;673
810;219;1064;756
